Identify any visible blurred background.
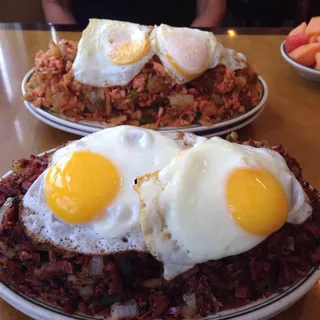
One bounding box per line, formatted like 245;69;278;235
0;0;319;27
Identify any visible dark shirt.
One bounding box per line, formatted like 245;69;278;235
71;0;197;28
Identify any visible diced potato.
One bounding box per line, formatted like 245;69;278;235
309;34;318;44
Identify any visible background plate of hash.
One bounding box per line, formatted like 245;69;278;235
22;69;268;135
23;95;265;138
0;161;319;320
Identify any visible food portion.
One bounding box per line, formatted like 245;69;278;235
150;24;246;84
285;17;320;70
22;126;205;254
72;19;154;87
22;19;262;128
135;137;312;280
0;127;319;319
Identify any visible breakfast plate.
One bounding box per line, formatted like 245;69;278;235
0;261;318;320
202;105;265;138
23;95;265;138
0;144;319;320
24;97;90;136
21;69;268;134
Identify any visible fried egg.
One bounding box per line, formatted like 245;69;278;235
135;137;312;280
72;19;154;87
150;24;247;84
22;126;206;254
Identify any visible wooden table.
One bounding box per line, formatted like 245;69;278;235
0;24;319;319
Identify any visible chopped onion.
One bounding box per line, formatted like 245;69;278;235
168;94;194;107
0;198;13;222
88;256;104;276
142;278;162;288
111;299;138;319
67;275;77;283
52;92;67;109
286;236;295;251
79;286;93;298
167;307;179;315
183;292;197;311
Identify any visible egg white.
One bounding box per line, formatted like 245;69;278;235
136;137;312;280
151;24;247;84
72;19;154;87
22;126;188;254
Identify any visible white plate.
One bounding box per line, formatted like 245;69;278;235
21;69;268;134
0;258;318;320
24;98;265;138
1;154;319;320
201;104;265;137
24;97;89;136
280;41;320;82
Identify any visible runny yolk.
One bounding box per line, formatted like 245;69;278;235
109;38;150;65
226;168;288;236
45;151;120;224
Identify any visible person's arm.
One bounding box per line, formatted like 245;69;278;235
42;0;76;24
192;0;226;27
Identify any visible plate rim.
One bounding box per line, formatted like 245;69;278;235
1;161;319;320
24;99;89;136
24;98;265;138
21;68;268;134
0;262;318;320
203;104;265;137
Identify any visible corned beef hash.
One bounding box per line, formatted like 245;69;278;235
22;19;263;128
0;125;319;319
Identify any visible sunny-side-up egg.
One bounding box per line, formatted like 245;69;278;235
150;24;247;84
22;126;205;254
72;19;154;87
135;137;313;280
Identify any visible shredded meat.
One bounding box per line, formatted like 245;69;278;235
22;40;263;128
0;141;319;319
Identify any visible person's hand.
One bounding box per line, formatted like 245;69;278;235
42;0;76;24
192;0;226;28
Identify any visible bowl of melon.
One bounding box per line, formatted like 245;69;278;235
281;17;320;82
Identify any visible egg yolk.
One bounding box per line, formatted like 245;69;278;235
44;151;120;224
166;55;206;80
109;38;150;65
226;168;288;236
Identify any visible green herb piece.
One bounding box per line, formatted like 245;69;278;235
99;294;119;306
140;114;155;124
128;90;138;101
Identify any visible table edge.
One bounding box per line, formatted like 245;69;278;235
0;23;290;35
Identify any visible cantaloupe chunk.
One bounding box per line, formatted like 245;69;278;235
289;22;307;36
288;43;320;66
315;52;320;70
309;34;318;44
305;17;320;35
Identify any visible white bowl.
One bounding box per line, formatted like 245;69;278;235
280;41;320;82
